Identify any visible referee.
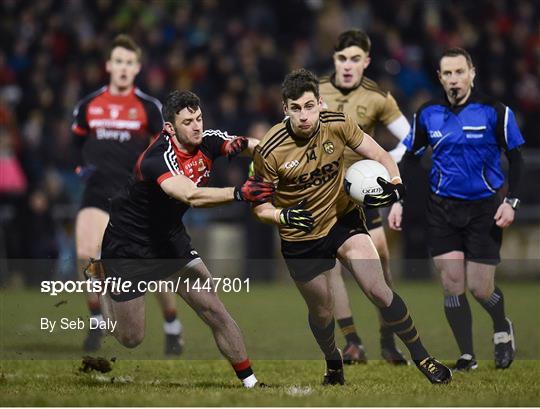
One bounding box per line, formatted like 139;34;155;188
389;48;524;371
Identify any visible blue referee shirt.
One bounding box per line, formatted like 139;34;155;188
404;92;525;200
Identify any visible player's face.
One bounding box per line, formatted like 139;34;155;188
106;47;141;92
333;46;370;89
171;106;203;149
284;92;322;139
438;55;476;105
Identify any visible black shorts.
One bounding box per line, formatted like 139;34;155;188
101;226;200;301
281;209;369;282
364;208;383;230
427;193;502;265
80;180;115;212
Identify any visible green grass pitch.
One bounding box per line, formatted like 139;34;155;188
1;281;539;406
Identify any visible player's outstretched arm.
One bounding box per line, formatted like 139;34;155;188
221;137;259;158
160;174;274;208
252;200;314;232
354;133;400;181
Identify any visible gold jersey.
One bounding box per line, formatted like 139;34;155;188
320;75;402;169
253;111;365;242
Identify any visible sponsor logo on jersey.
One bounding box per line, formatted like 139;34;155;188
96;128;131;142
293;160;341;190
89;119;141;129
284;160;300;169
323;142;335;154
89;106;104;115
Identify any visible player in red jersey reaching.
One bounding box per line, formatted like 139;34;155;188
72;35;183;354
87;90;273;388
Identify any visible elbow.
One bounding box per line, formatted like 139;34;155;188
185;189;205;208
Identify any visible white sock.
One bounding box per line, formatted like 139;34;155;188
163;319;182;335
91;314;104;324
242;374;258;388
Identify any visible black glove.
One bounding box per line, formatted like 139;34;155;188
363;177;406;209
224;137;249;159
234;175;275;203
280;200;314;233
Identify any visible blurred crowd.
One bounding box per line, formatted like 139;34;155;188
0;0;539;282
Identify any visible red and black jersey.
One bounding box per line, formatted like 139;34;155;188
108;129;233;248
71;86;163;189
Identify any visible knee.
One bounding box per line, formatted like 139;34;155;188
312;305;334;323
468;285;492;301
440;272;464;294
77;245;99;260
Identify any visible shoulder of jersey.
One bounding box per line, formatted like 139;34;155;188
257;122;289;159
319;75;334;91
416;98;449;115
359;76;389;98
134;88;163;110
320;110;346;123
73;86;107;113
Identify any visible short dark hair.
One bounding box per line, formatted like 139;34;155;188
334;29;371;54
281;68;319;102
440;47;474;69
162;91;200;123
109;34;142;61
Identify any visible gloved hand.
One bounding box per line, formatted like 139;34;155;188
363;177;406;209
279;200;314;233
75;164;97;181
224;137;249;159
234;175;275;203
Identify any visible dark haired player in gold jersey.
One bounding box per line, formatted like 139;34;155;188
319;29;411;365
251;68;451;386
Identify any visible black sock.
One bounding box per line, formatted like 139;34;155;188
476;287;509;333
379;323;395;349
308;315;342;370
232;359;253;380
379;292;428;361
444;294;474;356
337;317;362;345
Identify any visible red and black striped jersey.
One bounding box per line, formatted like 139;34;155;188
71;86;162;188
108;129;233;246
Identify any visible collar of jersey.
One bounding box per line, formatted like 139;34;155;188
105;86;136;101
441;89;485;113
285;118;320;142
330;73;362;96
162;130;199;159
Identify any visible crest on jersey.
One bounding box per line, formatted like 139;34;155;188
128;108;137;119
197;158;205;172
356;105;367;118
323;142;335;154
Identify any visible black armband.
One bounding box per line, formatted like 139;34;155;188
506;148;524;198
